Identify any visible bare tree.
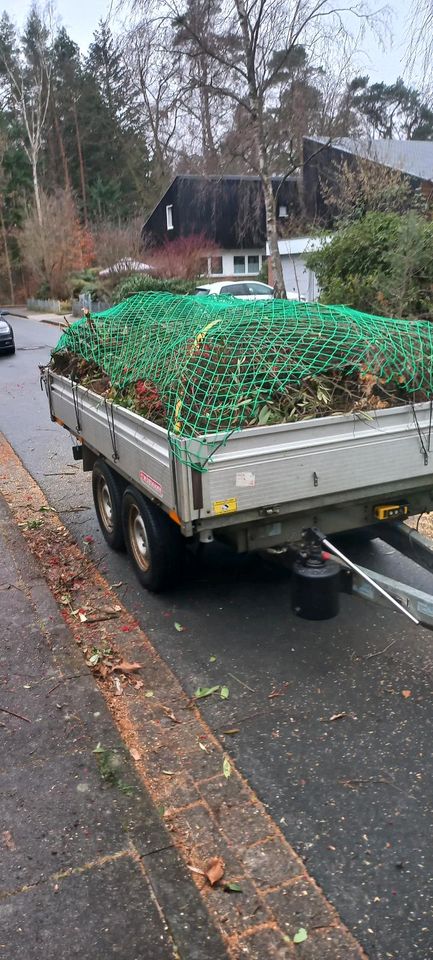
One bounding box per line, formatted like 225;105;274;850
406;0;433;93
0;8;54;229
120;0;384;296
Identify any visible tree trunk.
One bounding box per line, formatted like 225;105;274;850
32;158;43;229
53;110;71;191
234;0;286;297
0;206;14;304
73;101;88;226
262;174;286;297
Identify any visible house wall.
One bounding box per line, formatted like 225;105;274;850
281;254;319;300
201;249;266;277
142;176;300;249
268;252;320;300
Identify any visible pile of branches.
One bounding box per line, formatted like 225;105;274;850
51;346;424;434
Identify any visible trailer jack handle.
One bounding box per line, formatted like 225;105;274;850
310;528;420;626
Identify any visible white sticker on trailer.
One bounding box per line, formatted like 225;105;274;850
139;471;163;498
236;471;256;488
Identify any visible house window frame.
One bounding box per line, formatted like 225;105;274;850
278;204;288;218
210;255;223;276
247;254;260;274
233;255;246;275
166;204;174;230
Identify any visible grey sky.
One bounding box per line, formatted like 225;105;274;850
2;0;411;83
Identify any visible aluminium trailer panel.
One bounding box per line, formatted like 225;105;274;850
46;372;433;531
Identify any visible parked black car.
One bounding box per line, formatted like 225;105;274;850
0;312;15;354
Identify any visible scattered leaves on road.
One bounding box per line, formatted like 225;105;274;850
194;685;220;699
205;857;225;886
174;621;185;632
223;755;231;778
2;830;16;851
111;661;142;673
224;882;242;893
293;928;308;944
220;686;229;700
130;747;142;761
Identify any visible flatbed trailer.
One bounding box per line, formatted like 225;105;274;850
43;368;433;626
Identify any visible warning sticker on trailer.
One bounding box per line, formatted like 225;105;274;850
139;471;163;498
236;471;256;488
212;498;238;516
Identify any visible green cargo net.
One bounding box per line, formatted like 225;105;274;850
52;292;433;471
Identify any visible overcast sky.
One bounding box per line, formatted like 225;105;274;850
2;0;411;84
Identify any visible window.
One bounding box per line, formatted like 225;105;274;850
233;255;246;274
247;255;260;274
198;257;208;276
222;283;249;296
210;256;223;275
166;204;173;230
278;205;288;218
245;282;273;296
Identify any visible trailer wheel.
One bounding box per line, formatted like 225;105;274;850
92;460;125;550
122;487;184;591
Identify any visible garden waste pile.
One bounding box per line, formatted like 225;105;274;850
51;292;433;470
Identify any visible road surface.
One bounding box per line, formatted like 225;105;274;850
1;314;432;960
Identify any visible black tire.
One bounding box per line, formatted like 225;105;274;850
122;486;184;591
92;459;125;550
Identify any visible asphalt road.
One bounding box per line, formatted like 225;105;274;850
1;315;433;960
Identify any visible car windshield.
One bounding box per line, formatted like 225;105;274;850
244;282;273;295
194;288;209;296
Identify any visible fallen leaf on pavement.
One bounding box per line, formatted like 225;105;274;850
2;830;16;851
223;755;231;778
293;928;308;944
111;661;142;673
402;690;412;698
321;712;348;722
187;864;206;877
222;728;240;735
224;882;242;893
194;685;220;699
220;686;229;700
174;621;185;632
130;748;142;761
205;857;225;886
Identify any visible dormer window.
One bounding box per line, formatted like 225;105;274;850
166;204;174;230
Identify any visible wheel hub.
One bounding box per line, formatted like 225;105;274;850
97;478;113;532
129;504;150;571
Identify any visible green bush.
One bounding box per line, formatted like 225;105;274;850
307;212;433;319
66;269;110;302
113;274;197;302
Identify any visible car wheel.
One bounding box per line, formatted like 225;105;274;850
122;487;184;591
92;459;125;550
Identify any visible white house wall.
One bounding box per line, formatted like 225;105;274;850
281;254;319;300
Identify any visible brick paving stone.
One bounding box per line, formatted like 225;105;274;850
219;801;273;847
241;839;303;889
147;771;200;811
265;879;334;936
196;777;272;846
169;802;242;876
237;928;294;959
293;928;365;960
202;879;272;934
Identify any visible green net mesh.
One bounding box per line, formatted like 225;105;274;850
53;292;433;471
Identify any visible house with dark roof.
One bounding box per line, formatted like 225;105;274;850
303;136;433;221
141;174;300;279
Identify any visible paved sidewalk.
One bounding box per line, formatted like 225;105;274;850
0;494;227;960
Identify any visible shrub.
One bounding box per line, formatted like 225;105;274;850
307;212;433;319
113;274;197;302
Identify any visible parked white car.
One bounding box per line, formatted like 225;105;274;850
194;280;302;300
